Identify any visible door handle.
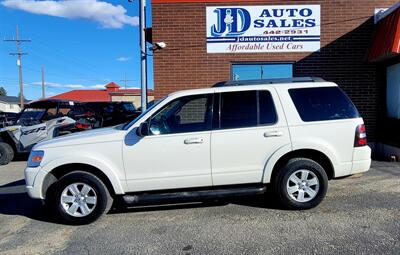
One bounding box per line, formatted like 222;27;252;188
264;131;283;137
184;138;204;144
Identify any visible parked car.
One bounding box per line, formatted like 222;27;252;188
67;102;140;131
0;100;140;165
25;77;371;224
83;102;140;128
0;100;77;165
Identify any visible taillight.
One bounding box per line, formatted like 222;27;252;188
354;124;367;147
75;123;91;130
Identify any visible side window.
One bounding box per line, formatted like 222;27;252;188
289;87;360;122
149;94;213;135
220;91;257;129
58;107;71;116
219;90;277;129
43;107;57;120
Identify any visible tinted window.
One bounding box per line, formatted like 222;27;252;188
122;103;136;111
289;87;360;122
220;91;257;129
149;94;213;135
259;91;277;124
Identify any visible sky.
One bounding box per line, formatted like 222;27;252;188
0;0;153;100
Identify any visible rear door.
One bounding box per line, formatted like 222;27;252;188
211;89;290;186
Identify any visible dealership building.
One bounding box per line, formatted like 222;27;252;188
151;0;400;158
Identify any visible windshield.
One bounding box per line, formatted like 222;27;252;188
18;108;46;121
123;98;166;130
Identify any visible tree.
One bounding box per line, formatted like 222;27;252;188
0;87;7;96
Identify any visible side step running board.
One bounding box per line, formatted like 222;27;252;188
122;185;266;206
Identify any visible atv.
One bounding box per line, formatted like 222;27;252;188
0;99;77;165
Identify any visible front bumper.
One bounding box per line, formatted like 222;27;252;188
25;166;48;199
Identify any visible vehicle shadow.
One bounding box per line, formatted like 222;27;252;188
0;179;281;223
0;179;59;223
110;192;282;215
12;153;29;162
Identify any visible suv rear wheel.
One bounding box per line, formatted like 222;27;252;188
46;171;112;225
273;158;328;209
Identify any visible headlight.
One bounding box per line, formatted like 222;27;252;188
27;150;44;168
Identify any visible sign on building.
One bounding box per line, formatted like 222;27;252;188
206;5;321;53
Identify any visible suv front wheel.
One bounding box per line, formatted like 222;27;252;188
273;158;328;210
46;171;112;225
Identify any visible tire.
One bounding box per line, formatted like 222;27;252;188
272;158;328;210
0;142;14;165
46;171;113;225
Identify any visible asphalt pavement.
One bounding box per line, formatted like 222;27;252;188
0;161;399;255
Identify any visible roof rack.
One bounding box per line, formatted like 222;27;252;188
212;77;326;87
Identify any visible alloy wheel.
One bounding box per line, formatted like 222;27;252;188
60;183;97;217
286;169;320;203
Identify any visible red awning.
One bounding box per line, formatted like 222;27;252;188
368;7;400;62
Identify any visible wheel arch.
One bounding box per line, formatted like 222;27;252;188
270;149;335;183
41;161;125;199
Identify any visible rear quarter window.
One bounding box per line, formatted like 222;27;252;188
289;87;360;122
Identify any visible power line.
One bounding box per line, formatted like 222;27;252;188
120;72;135;89
4;25;31;109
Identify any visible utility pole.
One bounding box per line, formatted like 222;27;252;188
139;0;148;111
4;25;30;109
120;72;134;89
41;65;45;98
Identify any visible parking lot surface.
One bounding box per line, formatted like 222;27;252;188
0;161;399;255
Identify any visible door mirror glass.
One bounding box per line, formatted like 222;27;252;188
136;122;149;137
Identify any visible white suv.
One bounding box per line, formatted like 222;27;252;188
25;77;371;224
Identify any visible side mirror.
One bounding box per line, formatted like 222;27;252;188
136;122;149;137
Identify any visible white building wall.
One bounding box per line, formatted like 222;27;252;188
0;102;21;113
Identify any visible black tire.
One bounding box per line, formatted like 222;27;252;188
46;171;113;225
0;142;14;165
272;158;328;210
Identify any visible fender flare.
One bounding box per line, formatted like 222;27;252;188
41;156;125;195
262;143;292;183
262;142;338;183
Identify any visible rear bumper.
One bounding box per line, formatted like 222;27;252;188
351;146;372;174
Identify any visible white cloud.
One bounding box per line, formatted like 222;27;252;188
31;81;84;89
116;56;131;62
88;84;106;89
30;81;101;89
1;0;139;28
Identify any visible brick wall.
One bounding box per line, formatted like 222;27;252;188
152;0;398;141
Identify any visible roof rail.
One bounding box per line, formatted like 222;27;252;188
212;77;326;87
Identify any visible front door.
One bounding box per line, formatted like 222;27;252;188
123;93;214;192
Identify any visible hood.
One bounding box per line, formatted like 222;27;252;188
35;126;127;149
